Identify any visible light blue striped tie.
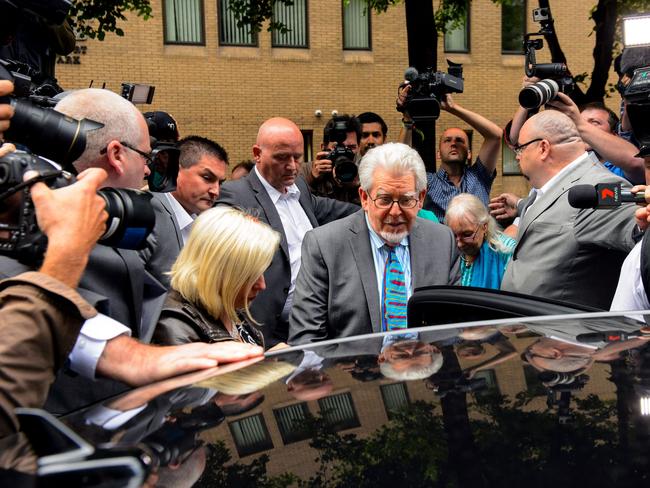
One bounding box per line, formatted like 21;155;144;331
382;245;408;331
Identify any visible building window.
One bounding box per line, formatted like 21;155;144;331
219;0;258;46
228;414;273;457
273;403;311;444
318;392;361;431
381;383;410;419
472;369;500;402
501;0;526;53
301;129;313;162
502;144;521;175
444;1;470;53
163;0;205;45
342;0;371;50
523;364;546;397
272;0;309;48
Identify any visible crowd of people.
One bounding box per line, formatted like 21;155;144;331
3;43;650;462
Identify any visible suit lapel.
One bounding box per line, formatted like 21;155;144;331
156;193;183;249
408;220;428;289
515;156;592;254
348;211;382;334
115;248;144;337
297;177;319;228
248;171;290;259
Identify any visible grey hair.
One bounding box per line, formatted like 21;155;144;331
358;142;427;193
54;88;144;171
527;110;581;145
379;351;444;381
446;193;512;253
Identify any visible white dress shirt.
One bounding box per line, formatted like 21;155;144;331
255;166;313;320
163;192;196;244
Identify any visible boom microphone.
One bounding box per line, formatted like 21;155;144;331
568;183;646;209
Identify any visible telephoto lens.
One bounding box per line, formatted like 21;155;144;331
99;188;155;250
518;79;559;110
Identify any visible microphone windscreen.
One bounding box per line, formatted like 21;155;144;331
568;184;598;208
404;67;419;82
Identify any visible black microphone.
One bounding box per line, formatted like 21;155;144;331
404;67;419;82
568;183;646;209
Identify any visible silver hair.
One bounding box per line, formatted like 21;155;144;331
379;350;444;381
54;88;144;171
446;193;512;253
527;110;581;145
358;142;427;193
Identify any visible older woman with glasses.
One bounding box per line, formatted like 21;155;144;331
153;206;280;348
445;193;516;289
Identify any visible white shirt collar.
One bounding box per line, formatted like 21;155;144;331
536;152;589;197
164;192;195;230
254;165;301;203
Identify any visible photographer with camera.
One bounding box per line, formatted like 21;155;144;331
397;86;502;222
0;88;263;415
302;114;362;204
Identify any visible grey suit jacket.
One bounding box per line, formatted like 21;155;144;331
138;192;184;288
288;210;461;344
501;154;637;309
218;171;358;346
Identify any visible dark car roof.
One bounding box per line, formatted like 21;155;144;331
52;311;650;487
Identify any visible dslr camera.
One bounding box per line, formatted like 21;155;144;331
398;60;464;122
518;7;575;109
322;118;358;184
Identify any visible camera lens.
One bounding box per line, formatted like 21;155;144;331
519;79;559;109
98;188;155;250
335;160;358;183
3;98;104;166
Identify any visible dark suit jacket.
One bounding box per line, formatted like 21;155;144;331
138;192;184;289
288;210;461;344
218;171;358;346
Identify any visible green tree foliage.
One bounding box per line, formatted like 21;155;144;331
67;0;153;41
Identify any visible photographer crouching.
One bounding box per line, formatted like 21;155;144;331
302;114;362;205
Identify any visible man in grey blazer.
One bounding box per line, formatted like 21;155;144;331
288;143;461;344
143;136;229;287
501;110;637;309
219;117;358;347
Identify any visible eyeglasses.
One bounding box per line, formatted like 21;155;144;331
370;194;419;210
454;224;482;242
513;138;543;156
100;140;153;165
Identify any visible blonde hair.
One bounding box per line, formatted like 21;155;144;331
170;206;280;326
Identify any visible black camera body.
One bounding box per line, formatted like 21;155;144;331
0;151;156;263
518;8;575;109
622;66;650;156
323;120;358;184
400;60;464;122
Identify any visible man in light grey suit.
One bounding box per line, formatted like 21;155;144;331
143;136;229;287
501;110;637;309
219;117;358;347
288;143;461;344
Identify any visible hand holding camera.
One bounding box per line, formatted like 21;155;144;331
0;80;14;138
312;151;333;179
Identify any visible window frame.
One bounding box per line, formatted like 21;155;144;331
380;382;411;420
444;0;470;54
501;0;527;54
218;0;259;47
227;413;274;457
341;0;372;51
162;0;206;46
273;402;312;445
272;0;310;49
318;392;361;431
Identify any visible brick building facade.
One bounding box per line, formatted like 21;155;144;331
56;0;616;198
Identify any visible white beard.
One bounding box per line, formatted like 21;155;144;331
379;230;409;245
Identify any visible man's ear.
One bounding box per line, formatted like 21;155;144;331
359;186;370;210
104;140;125;176
252;144;262;162
418;189;426;208
467;149;472;164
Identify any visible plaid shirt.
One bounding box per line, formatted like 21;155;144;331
425;157;496;222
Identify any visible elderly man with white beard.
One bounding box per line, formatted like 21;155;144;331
288;143;460;344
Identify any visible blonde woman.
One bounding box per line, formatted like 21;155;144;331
153;206;280;348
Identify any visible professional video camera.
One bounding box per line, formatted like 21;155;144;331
398;60;464;122
322;118;358;183
0;0;72;26
0;151;156;262
622;65;650;157
518;7;575;110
